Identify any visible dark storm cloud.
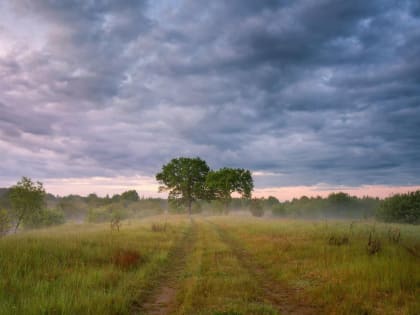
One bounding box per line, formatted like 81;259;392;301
1;0;420;187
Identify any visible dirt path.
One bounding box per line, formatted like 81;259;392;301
210;221;321;315
132;221;197;315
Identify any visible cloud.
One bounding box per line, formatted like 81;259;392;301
0;0;419;192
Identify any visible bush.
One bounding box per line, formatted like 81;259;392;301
24;208;65;228
110;210;123;231
0;209;11;236
112;249;143;270
250;198;264;217
377;191;420;224
328;234;349;246
87;206;112;222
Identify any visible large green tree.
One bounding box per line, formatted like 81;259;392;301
206;168;253;212
9;177;46;232
156;157;210;214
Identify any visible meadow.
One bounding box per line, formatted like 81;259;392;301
0;215;419;315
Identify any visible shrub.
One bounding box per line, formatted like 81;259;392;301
328;234;349;246
87;207;112;222
250;198;264;217
112;249;143;270
271;203;286;216
0;209;11;236
88;205;128;223
110;211;123;231
24;208;65;228
367;232;381;255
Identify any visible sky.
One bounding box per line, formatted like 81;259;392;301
1;0;420;200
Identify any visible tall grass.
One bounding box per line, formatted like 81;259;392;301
174;219;277;315
0;216;189;315
211;217;420;315
1;216;418;314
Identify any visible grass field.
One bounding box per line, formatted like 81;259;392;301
0;215;419;315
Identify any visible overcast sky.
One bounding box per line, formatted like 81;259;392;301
1;0;420;198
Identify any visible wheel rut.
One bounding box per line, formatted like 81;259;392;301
209;220;321;315
132;221;197;315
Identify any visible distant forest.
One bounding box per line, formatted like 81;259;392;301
1;186;419;231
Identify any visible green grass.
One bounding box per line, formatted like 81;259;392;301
0;215;419;314
210;217;420;315
0;216;190;315
174;219;277;315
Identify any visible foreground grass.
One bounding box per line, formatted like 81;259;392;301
0;216;190;315
173;219;277;315
210;217;420;315
1;215;419;314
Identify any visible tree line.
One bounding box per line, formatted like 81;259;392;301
0;157;419;235
0;178;166;235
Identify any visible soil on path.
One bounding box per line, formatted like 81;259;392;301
133;222;197;315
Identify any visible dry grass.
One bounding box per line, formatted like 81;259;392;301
112;249;143;269
151;222;168;232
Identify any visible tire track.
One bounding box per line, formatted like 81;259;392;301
208;220;321;315
132;220;198;315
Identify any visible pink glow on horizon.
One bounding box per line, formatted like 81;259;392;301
2;176;419;200
253;185;420;201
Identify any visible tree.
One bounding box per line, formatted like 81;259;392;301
250;198;264;217
9;177;46;232
156;157;210;214
121;190;140;202
206;168;253;212
266;196;280;207
376;191;420;224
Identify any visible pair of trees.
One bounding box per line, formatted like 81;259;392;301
156;157;253;214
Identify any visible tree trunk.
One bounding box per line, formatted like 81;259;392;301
224;199;229;215
188;199;192;216
14;213;25;233
14;218;21;233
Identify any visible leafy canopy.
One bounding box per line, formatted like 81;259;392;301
9;177;46;232
121;190;140;202
206;168;253;203
377;190;420;224
156;157;210;213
